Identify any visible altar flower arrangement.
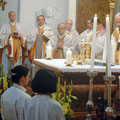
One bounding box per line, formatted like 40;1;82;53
52;78;77;120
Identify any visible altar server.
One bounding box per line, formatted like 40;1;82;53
25;69;65;120
1;65;31;120
90;18;106;60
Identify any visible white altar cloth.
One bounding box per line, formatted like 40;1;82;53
33;59;120;73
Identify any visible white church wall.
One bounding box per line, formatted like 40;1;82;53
19;0;70;32
0;0;77;33
0;0;19;29
68;0;76;29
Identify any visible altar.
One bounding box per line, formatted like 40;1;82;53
33;59;119;111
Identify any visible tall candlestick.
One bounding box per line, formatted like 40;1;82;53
106;15;111;76
9;37;13;58
66;48;72;64
47;44;52;58
90;14;97;72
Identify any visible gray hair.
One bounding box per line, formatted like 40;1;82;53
65;19;73;25
57;23;65;28
115;12;120;20
8;11;16;17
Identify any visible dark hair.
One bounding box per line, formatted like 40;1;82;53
90;17;101;25
11;65;29;83
31;69;57;94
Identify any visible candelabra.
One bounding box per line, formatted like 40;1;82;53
0;0;7;10
104;75;116;119
86;71;97;120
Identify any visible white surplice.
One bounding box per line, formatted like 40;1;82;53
25;95;65;120
1;83;31;120
65;28;79;54
0;22;26;75
94;32;106;60
79;29;93;42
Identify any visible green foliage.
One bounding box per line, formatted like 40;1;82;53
52;78;77;119
0;64;12;95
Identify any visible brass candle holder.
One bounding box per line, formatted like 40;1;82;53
104;75;116;119
72;54;83;65
65;61;73;67
65;63;72;67
86;71;98;120
76;55;84;65
45;57;52;60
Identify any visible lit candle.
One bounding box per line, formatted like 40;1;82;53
47;44;52;58
90;14;97;72
106;15;111;76
66;48;72;64
9;37;13;58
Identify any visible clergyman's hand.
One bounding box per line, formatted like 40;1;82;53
14;33;21;39
57;42;63;49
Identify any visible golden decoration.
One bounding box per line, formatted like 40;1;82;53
0;0;7;11
108;0;116;34
72;43;91;65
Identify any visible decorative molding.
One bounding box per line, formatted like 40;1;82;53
0;0;7;10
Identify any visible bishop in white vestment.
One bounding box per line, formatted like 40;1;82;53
49;23;74;58
65;19;79;54
0;11;26;75
111;13;120;65
27;15;54;62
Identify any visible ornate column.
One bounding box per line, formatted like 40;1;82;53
109;0;116;34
